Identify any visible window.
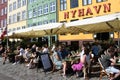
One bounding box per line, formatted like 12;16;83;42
28;10;32;18
60;0;67;11
17;27;21;30
13;2;16;10
1;0;7;3
13;28;16;31
17;12;20;21
96;0;107;2
9;4;12;12
43;4;49;14
70;0;78;8
83;0;92;6
9;16;11;24
1;7;7;15
38;21;42;25
8;29;11;33
13;14;16;23
3;19;7;27
50;2;56;12
22;10;26;20
28;24;32;27
1;20;3;27
33;0;37;2
38;6;43;16
17;0;21;8
22;26;26;29
1;0;4;3
28;0;32;4
49;19;56;23
1;9;3;16
22;0;26;6
5;7;7;14
32;23;37;26
33;8;37;17
43;20;49;24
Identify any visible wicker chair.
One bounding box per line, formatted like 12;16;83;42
98;58;113;80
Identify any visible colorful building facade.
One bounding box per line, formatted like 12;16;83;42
7;0;27;34
58;0;120;46
27;0;58;46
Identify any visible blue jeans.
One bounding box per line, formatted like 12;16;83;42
105;66;119;73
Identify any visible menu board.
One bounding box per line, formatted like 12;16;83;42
40;53;52;71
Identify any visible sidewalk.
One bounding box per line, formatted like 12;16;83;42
0;58;104;80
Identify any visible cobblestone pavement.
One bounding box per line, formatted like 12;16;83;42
0;73;15;80
0;58;108;80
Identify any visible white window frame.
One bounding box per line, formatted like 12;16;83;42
38;6;43;16
96;0;106;2
28;10;32;19
17;0;21;8
1;20;3;28
22;10;26;20
13;14;17;23
60;0;67;11
50;2;56;12
5;7;7;14
50;19;56;23
9;16;11;24
33;8;37;17
1;9;3;16
13;2;16;10
17;12;21;21
83;0;92;6
22;0;26;6
3;19;6;27
43;4;49;14
9;4;12;12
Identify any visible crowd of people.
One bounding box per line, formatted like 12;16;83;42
0;41;120;80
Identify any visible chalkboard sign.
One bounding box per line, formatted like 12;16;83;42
40;53;52;72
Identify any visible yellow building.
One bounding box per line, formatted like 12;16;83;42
7;0;27;34
58;0;120;46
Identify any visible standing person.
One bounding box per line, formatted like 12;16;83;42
91;42;99;62
71;46;91;78
102;47;120;80
1;45;6;64
0;45;5;56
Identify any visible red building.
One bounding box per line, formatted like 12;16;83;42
0;0;7;29
0;0;7;39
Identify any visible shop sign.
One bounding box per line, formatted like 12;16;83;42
64;3;111;19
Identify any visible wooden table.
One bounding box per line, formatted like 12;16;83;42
64;56;80;62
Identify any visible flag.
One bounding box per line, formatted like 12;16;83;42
0;27;7;39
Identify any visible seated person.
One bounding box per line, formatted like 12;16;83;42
102;47;120;80
52;47;62;70
27;51;38;69
13;46;25;65
23;47;31;63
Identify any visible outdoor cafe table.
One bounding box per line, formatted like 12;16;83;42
63;56;80;63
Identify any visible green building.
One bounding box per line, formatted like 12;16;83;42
27;0;58;46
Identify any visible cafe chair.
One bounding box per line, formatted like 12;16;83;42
98;58;113;80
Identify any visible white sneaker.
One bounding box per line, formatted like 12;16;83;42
17;61;20;64
12;62;17;65
26;64;30;67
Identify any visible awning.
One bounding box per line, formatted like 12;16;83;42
7;23;69;38
65;13;120;33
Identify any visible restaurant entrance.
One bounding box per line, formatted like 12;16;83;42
96;32;110;40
